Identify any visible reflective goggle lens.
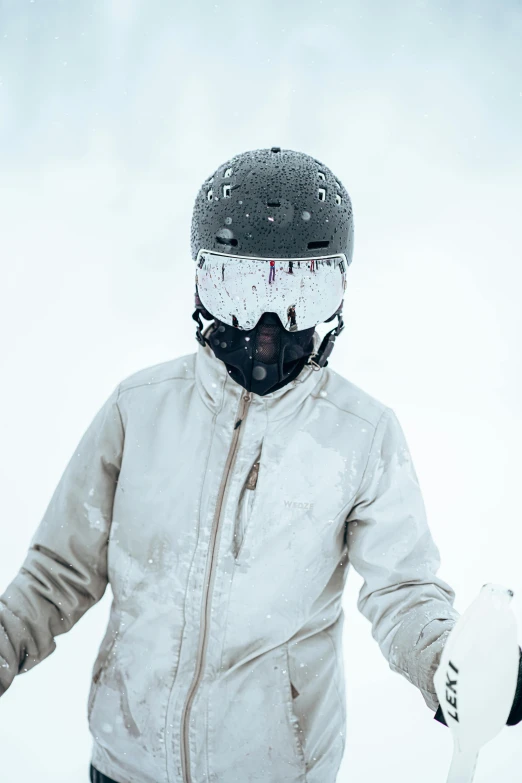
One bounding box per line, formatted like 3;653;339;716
195;250;347;331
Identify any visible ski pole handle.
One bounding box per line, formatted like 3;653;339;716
434;584;519;783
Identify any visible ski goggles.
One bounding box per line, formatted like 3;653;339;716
195;249;348;332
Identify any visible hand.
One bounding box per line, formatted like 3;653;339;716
434;647;522;727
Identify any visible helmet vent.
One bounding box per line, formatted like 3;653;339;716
308;240;329;250
223;185;231;198
216;235;238;247
267;200;281;207
224;168;233;178
335;194;342;205
317;171;326;181
207;189;213;201
318;188;326;202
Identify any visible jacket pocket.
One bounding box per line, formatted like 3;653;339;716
284;644;308;772
87;668;102;723
232;457;261;560
207;648;308;782
88;635;118;722
286;626;347;777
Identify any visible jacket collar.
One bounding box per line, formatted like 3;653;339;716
195;331;325;422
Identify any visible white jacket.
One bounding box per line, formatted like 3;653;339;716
0;340;458;783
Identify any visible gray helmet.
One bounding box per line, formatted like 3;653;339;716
190;146;354;263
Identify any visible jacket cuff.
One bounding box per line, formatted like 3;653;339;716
390;618;456;711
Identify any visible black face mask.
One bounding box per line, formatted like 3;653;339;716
205;312;316;396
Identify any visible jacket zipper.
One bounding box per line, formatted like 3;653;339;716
180;391;252;783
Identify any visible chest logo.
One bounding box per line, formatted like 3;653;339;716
284;500;314;511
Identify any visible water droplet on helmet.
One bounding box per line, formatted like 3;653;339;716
302;211;311;221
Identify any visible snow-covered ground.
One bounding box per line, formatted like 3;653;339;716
1;2;521;781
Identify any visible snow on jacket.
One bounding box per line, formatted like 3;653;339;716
0;339;459;783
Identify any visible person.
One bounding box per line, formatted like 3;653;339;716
268;258;275;283
0;146;521;783
286;304;297;331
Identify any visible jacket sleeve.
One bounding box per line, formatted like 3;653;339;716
0;385;124;696
345;407;459;711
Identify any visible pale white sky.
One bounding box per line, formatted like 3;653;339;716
1;1;522;781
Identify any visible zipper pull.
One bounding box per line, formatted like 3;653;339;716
235;393;251;429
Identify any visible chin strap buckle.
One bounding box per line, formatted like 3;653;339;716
308;310;345;370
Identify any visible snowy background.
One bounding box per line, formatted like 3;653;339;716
1;0;522;780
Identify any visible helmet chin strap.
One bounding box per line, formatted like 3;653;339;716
307;308;345;370
192;304;345;370
193;307;210;347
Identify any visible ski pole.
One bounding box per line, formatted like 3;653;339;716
433;584;519;783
